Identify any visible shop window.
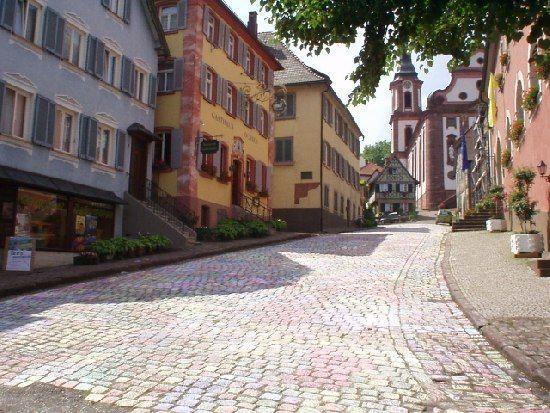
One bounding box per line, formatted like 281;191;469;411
0;85;29;139
62;24;84;68
160;6;178;31
275;137;293;164
72;198;115;251
54;107;76;154
13;0;41;44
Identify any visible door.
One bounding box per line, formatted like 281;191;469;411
231;160;242;206
129;138;148;200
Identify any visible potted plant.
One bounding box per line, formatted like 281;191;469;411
486;186;507;232
501;149;513;170
522;86;540;111
500;52;510;67
509;119;524;146
533;54;550;80
508;168;544;257
495;73;504;91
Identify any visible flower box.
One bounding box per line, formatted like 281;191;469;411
511;233;544;258
486;219;507;232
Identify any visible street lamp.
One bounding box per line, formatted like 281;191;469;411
536;160;550;182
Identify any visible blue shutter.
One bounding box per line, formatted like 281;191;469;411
101;0;110;8
0;0;15;31
173;58;184;91
0;80;5;123
148;74;157;107
121;56;133;94
170;129;182;169
87;118;98;161
115;129;126;170
45;100;56;148
95;39;105;79
32;95;52;147
122;0;131;23
78;115;90;159
85;36;97;75
177;0;187;29
42;7;58;53
54;15;65;57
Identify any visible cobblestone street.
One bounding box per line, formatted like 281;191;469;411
0;223;548;412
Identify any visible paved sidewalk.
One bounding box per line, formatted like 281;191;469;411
0;232;312;300
445;230;550;388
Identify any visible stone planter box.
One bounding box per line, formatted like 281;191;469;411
487;219;507;232
511;233;544;258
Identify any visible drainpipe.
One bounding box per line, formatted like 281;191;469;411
320;87;328;232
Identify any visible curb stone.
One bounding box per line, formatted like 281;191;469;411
0;233;315;301
440;233;550;390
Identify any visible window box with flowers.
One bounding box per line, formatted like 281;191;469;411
522;86;540;112
495;73;504;91
500;52;510;67
501;149;513;170
533;55;550;80
509;120;524;146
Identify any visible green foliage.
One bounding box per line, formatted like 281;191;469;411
501;149;512;170
245;220;270;238
475;197;496;213
508;167;538;233
488;185;504;200
88;235;171;261
362;140;390;167
254;0;549;103
195;227;216;242
509;120;524;145
514;167;536;188
359;207;378;228
495;73;504;90
522;86;540;111
89;239;116;259
271;219;288;231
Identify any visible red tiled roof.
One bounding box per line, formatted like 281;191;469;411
360;163;384;176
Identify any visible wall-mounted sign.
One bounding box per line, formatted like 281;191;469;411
201;139;220;155
3;236;35;272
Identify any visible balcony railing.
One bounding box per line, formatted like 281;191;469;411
236;191;272;222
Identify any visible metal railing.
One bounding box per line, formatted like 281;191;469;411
137;179;197;229
236;191;272;222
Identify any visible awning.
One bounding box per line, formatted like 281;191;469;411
127;123;160;142
0;165;125;204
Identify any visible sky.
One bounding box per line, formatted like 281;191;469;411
231;1;453;149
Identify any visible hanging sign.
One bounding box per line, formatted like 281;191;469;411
201;139;220;155
3;236;35;272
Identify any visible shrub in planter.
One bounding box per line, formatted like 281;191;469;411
196;227;216;242
148;235;171;251
244;220;269;238
501;149;512;170
475;196;496;213
89;239;116;261
509;120;524;145
522;86;539;111
271;219;287;232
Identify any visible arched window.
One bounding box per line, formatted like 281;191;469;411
404;91;412;109
405;126;413;147
515;80;524;121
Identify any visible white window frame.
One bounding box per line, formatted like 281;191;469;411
159;5;178;31
13;0;42;45
205;68;214;101
0;85;31;140
207;14;215;42
158;67;174;93
96;124;115;166
226;83;234;114
227;33;235;59
62;24;85;68
54;106;77;154
133;66;149;103
109;0;126;18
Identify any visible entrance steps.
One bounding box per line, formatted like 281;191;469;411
451;211;493;232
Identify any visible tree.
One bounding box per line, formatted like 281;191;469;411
362;140;390;167
254;0;549;104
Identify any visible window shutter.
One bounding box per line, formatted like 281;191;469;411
177;0;187;29
148;74;157;107
43;7;58;53
221;79;228;110
196;136;203;170
122;0;131;23
255;160;262;187
265;166;272;193
121;56;134;95
285;139;293;162
115;130;126;170
86;36;97;75
101;0;110;8
202;6;209;35
78;115;90;158
268;69;274;89
87;118;98;161
170;128;183;169
128;64;136;97
236;90;243;119
217;22;226;50
216;74;223;105
0;0;16;31
32;95;51;147
237;38;244;68
54;15;65;57
95;39;105;79
173;58;184;91
0;80;4;122
200;63;207;96
45;100;56;148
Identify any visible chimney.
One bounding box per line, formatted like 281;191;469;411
248;12;258;37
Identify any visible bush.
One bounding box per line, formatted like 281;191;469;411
215;219;247;241
195;227;216;242
363;207;378;228
475;196;496;212
244;220;269;238
88;235;171;261
271;219;287;231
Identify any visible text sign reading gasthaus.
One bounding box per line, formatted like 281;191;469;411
4;236;35;272
201;140;220;155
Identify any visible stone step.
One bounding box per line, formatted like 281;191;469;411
452;227;485;232
536;259;550;269
538;268;550;277
453;223;486;228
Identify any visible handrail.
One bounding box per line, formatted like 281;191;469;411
135;179;197;229
237;191;272;222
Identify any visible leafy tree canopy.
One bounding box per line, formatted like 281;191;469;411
362;140;391;167
254;0;549;104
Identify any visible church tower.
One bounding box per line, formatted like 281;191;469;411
389;54;423;160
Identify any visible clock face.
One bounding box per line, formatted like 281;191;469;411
403;81;412;90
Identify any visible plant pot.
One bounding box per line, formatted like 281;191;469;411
487;219;507;232
510;233;544;258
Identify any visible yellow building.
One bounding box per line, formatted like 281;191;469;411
260;34;363;232
153;1;282;228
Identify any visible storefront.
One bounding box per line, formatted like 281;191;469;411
0;166;123;251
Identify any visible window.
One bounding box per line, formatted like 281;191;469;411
206;13;215;42
246;158;255;184
335;113;343;136
0;86;28;139
275;137;293;164
404;91;412;109
219;144;228;176
158;61;175;93
107;0;126;19
405;126;413;147
13;0;40;44
205;68;214;101
340;196;344;215
333;191;338;212
244;99;252;125
258;109;266;135
96;125;114;165
323;185;330;209
160;6;178;31
227;32;235;60
54;108;75;154
133;68;147;102
276;93;295;119
62;25;84;67
103;49;120;87
245;49;251;76
227;83;234;115
446;117;457;128
155;131;172;166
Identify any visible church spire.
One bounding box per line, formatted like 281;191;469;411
395;54;417;78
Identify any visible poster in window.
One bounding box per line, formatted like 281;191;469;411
2;202;13;220
3;236;35;272
85;215;98;236
75;215;86;236
15;213;31;236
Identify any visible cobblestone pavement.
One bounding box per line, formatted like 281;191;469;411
448;231;550;387
0;223;548;412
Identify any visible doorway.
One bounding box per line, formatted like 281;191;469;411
231;160;242;206
129;138;148;200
